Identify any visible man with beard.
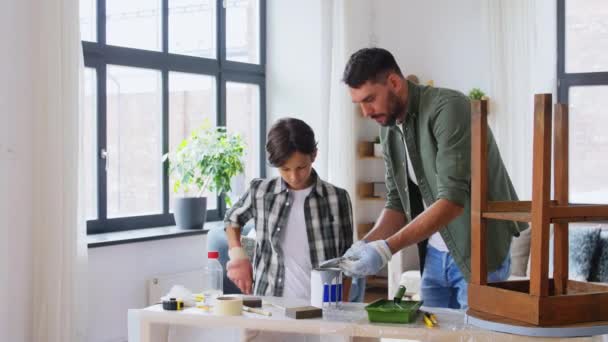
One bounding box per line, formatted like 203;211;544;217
338;48;527;309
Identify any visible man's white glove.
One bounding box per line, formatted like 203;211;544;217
342;240;367;259
226;247;253;294
341;240;392;277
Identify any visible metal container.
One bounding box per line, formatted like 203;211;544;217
310;267;342;308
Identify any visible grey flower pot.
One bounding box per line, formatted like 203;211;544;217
173;197;207;229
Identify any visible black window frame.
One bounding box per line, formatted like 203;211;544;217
557;0;608;103
84;0;267;235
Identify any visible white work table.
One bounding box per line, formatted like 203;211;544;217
128;297;605;342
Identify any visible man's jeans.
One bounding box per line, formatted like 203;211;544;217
420;246;511;309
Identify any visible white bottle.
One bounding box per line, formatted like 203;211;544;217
203;251;223;305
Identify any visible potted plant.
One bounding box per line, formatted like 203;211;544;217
468;88;488;101
163;123;245;229
373;136;383;157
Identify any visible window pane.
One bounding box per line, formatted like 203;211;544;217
169;72;217;210
226;82;260;203
569;86;608;204
84;68;97;219
566;0;608;72
79;0;96;42
226;0;260;64
107;66;162;217
169;0;216;58
106;0;161;51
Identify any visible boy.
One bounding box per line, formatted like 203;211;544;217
225;117;354;300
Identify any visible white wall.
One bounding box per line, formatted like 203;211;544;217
266;0;330;178
265;0;491;178
1;1;35;341
87;235;207;342
374;0;490;95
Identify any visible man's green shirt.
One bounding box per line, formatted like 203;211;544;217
380;81;527;280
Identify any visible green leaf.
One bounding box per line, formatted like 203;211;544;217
468;88;486;100
163;120;246;195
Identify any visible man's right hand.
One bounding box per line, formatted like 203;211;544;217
227;256;253;294
342;240;367;260
341;240;392;277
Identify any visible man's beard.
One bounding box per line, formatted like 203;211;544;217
377;91;406;127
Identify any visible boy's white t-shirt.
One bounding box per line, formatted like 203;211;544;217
397;124;449;252
280;185;314;300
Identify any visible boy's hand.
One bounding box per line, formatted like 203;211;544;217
227;247;253;294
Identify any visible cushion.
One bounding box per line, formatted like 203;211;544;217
567;224;602;281
525;224;601;281
594;230;608;283
510;227;531;277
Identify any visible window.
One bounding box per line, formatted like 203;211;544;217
82;0;266;234
558;0;608;204
168;71;218;211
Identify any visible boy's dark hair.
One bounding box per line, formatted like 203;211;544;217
342;47;403;88
266;118;318;167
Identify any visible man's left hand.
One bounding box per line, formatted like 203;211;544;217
340;240;392;277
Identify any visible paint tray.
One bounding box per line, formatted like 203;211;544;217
364;299;422;324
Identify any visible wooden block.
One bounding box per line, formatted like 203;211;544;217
242;296;262;308
285;306;323;319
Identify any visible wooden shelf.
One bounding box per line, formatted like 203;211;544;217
366;276;388;289
363;287;387;303
356;223;374;240
357;141;382;159
359;196;385;201
359;156;382;160
357;182;386;201
365;275;389;302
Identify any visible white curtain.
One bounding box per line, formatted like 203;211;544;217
324;0;360;206
481;0;557;199
31;0;88;341
321;0;378;236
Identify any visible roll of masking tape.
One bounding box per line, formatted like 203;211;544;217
213;296;243;316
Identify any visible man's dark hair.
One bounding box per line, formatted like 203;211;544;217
342;47;403;88
266;118;318;167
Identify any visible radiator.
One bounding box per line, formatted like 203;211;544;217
147;268;204;305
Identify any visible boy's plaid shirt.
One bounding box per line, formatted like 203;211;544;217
224;171;353;296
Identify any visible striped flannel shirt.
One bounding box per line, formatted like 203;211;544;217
224;170;353;296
